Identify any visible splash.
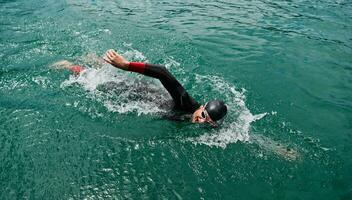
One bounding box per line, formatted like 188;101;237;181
60;50;169;116
60;48;267;148
187;75;267;148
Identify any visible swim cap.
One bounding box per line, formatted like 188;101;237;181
204;100;227;121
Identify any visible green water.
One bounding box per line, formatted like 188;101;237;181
1;0;351;199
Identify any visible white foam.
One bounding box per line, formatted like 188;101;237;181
61;65;120;91
103;100;165;115
187;75;267;148
61;49;170;116
251;134;299;161
32;76;51;88
0;79;28;91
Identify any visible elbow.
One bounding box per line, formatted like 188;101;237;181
155;65;167;72
160;66;168;74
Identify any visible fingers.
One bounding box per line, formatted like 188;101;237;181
107;49;115;55
108;51;115;60
103;49;113;62
110;49;118;57
105;49;116;60
103;56;112;64
103;49;125;66
106;52;113;60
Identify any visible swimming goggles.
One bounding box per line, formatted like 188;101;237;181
200;103;217;127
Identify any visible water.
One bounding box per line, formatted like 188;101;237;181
1;0;351;199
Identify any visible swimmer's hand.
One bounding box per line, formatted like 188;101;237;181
103;49;129;70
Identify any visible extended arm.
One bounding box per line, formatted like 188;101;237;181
103;49;200;112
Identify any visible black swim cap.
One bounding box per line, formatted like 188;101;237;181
205;100;227;121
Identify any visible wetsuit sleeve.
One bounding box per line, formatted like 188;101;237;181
127;62;200;112
69;65;85;74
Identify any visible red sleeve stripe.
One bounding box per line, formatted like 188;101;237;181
128;62;146;73
70;65;85;74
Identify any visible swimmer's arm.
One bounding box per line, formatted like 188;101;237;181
103;49;173;79
103;49;181;94
103;49;199;110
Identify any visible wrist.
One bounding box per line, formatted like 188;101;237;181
124;61;130;68
118;61;129;70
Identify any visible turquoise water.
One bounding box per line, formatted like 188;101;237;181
1;0;351;199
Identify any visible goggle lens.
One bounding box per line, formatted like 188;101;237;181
201;111;206;119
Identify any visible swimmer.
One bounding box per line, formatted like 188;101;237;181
103;49;227;126
54;50;228;126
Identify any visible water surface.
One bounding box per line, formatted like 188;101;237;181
1;0;351;199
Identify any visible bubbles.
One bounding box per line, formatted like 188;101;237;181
32;76;51;88
0;79;28;91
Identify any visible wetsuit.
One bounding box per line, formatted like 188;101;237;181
127;62;200;113
69;62;200;114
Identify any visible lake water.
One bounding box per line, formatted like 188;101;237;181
1;0;351;199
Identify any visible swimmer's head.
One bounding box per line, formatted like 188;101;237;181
192;100;227;126
205;100;227;121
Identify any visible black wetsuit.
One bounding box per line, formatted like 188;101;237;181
127;62;200;113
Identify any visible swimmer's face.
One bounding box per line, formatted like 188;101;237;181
192;106;216;126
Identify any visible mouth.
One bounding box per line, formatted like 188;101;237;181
194;116;206;123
